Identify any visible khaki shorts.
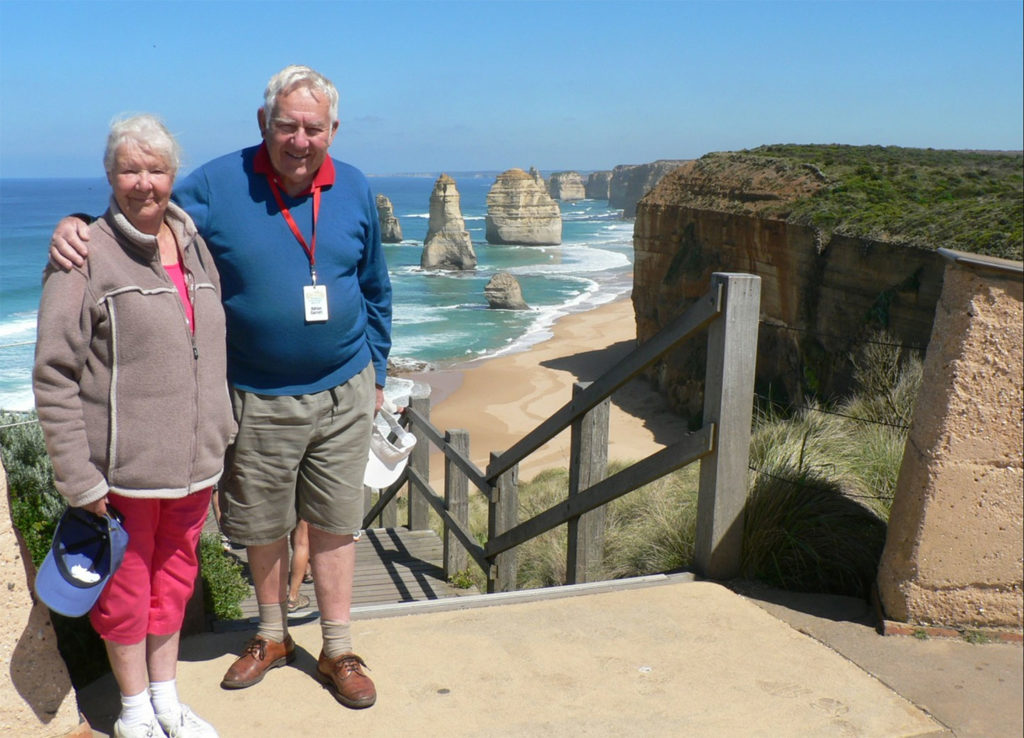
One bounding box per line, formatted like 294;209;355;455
219;363;375;546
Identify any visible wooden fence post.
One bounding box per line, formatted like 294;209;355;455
444;429;469;578
408;395;431;531
566;381;609;584
487;451;518;593
695;272;761;579
379;490;398;528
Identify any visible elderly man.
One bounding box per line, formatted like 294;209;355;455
50;65;390;710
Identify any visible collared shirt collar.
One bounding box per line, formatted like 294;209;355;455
253;142;336;195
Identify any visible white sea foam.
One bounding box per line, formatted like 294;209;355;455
501;245;630;276
0;313;37;341
0;387;34;412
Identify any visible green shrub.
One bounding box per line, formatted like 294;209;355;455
1;413;107;688
0;412;64;565
198;533;251;620
3;413;251;685
715;144;1023;260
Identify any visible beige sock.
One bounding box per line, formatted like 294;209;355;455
321;618;352;659
257;602;288;643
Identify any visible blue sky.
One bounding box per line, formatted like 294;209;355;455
1;0;1021;178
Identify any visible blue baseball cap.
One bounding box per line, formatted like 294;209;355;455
34;506;129;617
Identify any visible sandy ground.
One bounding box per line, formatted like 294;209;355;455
406;294;691;488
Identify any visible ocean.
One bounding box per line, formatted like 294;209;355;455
0;173;633;412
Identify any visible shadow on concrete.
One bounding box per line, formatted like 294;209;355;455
728;579;877;627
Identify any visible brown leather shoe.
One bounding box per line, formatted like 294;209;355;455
316;651;377;708
220;634;295;689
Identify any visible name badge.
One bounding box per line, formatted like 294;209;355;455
303;284;329;322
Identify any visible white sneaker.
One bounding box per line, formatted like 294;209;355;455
156;704;219;738
113;717;167;738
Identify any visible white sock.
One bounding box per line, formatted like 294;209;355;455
321;618;353;659
257;602;288;643
149;678;180;717
120;689;155;726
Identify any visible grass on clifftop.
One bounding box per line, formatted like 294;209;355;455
729;144;1023;260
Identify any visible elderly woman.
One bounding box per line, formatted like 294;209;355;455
33;115;233;738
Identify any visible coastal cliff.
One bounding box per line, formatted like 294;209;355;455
633;152;951;420
485;169;562;245
610;160;690;217
421;174;476;270
586;171;612;200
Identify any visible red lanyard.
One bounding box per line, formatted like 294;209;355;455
266;176;322;284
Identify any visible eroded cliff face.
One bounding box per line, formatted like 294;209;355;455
633;162;946;420
485;169;562;245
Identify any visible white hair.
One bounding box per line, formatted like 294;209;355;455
262;65;339;129
103;114;181;177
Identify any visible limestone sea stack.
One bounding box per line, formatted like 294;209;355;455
484;272;529;310
586;171;612;200
376;193;403;243
421;174;477;270
485;169;562;245
528;166;548;195
548;171;586;201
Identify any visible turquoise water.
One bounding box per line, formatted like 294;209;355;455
0;173;632;411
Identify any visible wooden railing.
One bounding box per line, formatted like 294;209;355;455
363;272;761;593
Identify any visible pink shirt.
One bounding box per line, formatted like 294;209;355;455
163;261;194;333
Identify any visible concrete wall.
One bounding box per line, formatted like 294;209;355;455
878;251;1024;628
1;457;86;736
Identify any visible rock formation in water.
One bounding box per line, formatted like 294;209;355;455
485;169;562;246
548;171;586;201
632;156;946;419
586;171;612;200
484;272;529;310
376;193;403;243
610;160;690;217
528;166;548;195
421;174;477;270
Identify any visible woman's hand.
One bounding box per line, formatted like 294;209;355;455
49;216;92;270
81;497;108;518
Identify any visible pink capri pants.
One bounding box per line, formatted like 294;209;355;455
90;488;211;645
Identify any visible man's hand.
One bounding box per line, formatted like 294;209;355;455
375;386;384;415
49;216;92;270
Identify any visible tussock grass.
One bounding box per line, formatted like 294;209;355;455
740;334;921;595
439;331;922;598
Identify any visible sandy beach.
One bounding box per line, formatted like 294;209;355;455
407;294;691;486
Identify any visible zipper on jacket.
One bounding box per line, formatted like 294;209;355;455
154;227;200;488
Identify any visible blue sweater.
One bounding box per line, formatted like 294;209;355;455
174;145;392;395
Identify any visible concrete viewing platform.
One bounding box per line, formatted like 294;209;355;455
76;573;1023;737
